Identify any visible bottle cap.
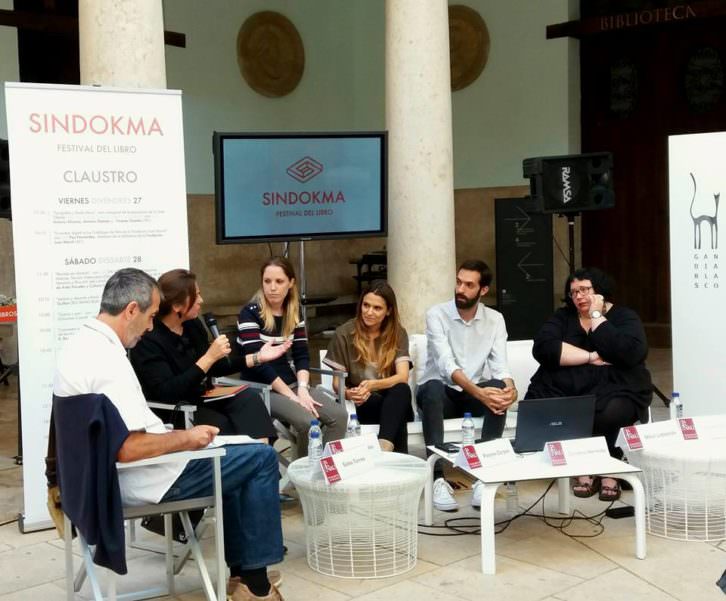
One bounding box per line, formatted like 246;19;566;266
310;419;320;426
464;412;472;418
672;392;680;397
350;413;357;420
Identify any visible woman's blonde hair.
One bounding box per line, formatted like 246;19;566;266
352;281;401;377
254;256;300;337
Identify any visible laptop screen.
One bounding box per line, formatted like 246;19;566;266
513;395;596;453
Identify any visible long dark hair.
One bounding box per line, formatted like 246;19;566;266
563;267;615;311
353;281;402;377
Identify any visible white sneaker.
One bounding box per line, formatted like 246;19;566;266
433;478;459;512
471;480;483;509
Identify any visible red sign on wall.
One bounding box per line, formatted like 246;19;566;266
0;304;17;323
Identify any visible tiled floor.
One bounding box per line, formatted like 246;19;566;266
0;348;724;601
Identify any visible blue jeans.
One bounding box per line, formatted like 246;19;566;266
161;444;283;570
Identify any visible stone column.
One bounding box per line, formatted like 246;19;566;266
78;0;166;88
386;0;456;333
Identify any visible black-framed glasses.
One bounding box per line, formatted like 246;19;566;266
569;286;593;298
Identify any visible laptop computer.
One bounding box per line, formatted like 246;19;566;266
512;395;596;453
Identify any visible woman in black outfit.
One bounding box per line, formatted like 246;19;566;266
525;267;652;501
130;269;289;438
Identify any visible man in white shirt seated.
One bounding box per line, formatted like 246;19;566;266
53;268;284;601
417;259;517;511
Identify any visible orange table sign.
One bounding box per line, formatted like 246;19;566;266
0;305;17;323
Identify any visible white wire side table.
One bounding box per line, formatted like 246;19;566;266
288;453;427;579
624;440;726;541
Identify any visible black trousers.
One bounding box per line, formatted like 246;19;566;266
355;383;413;453
193;389;277;439
593;396;640;459
417;379;507;476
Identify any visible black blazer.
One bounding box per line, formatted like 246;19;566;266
130;317;245;403
526;305;653;420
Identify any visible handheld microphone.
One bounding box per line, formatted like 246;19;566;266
203;312;221;338
203;312;232;366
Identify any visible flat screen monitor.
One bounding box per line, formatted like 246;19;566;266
213;132;387;244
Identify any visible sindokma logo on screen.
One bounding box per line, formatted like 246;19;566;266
286;156;323;183
261;156;345;207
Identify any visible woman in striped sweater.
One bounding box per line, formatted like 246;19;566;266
237;256;347;458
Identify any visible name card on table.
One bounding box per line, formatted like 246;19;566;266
678;417;698;440
323;434;380;457
616;420;681;452
454;438;515;471
545;437;609;467
319;448;374;485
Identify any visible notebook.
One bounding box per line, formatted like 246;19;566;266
512;395;596;453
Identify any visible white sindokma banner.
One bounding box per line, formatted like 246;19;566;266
668;132;724;418
5;83;189;531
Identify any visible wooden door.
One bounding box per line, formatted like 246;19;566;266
580;3;726;346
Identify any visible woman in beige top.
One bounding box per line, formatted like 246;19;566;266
325;281;413;452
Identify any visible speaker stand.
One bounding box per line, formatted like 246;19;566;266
558;212;580;272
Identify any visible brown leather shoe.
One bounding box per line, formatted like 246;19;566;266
227;572;282;591
228;580;284;601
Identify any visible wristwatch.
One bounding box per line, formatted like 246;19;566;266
589;310;602;319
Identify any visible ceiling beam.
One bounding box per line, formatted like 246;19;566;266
0;9;186;47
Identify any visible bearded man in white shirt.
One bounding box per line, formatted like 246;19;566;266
416;259;517;511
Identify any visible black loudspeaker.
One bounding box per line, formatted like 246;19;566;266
523;152;614;214
0;139;10;220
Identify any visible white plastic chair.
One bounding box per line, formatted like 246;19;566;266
318;338;538;449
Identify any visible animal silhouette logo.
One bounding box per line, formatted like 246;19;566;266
689;172;720;249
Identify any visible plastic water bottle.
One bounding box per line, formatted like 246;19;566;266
308;419;323;472
505;482;519;518
347;413;362;437
462;412;476;446
670;391;684;420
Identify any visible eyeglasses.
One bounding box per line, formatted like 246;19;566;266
569;286;594;298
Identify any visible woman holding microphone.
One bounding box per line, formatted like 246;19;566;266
131;268;289;439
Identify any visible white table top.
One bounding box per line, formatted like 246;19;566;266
428;445;641;484
629;439;726;460
288;452;427;490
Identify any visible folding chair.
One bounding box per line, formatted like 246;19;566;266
62;448;227;601
54;393;227;601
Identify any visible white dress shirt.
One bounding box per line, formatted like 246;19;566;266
419;300;512;390
53;318;187;505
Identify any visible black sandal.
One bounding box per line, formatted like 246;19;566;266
572;476;600;498
599;478;621;502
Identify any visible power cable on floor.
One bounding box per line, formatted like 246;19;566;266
419;479;631;541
